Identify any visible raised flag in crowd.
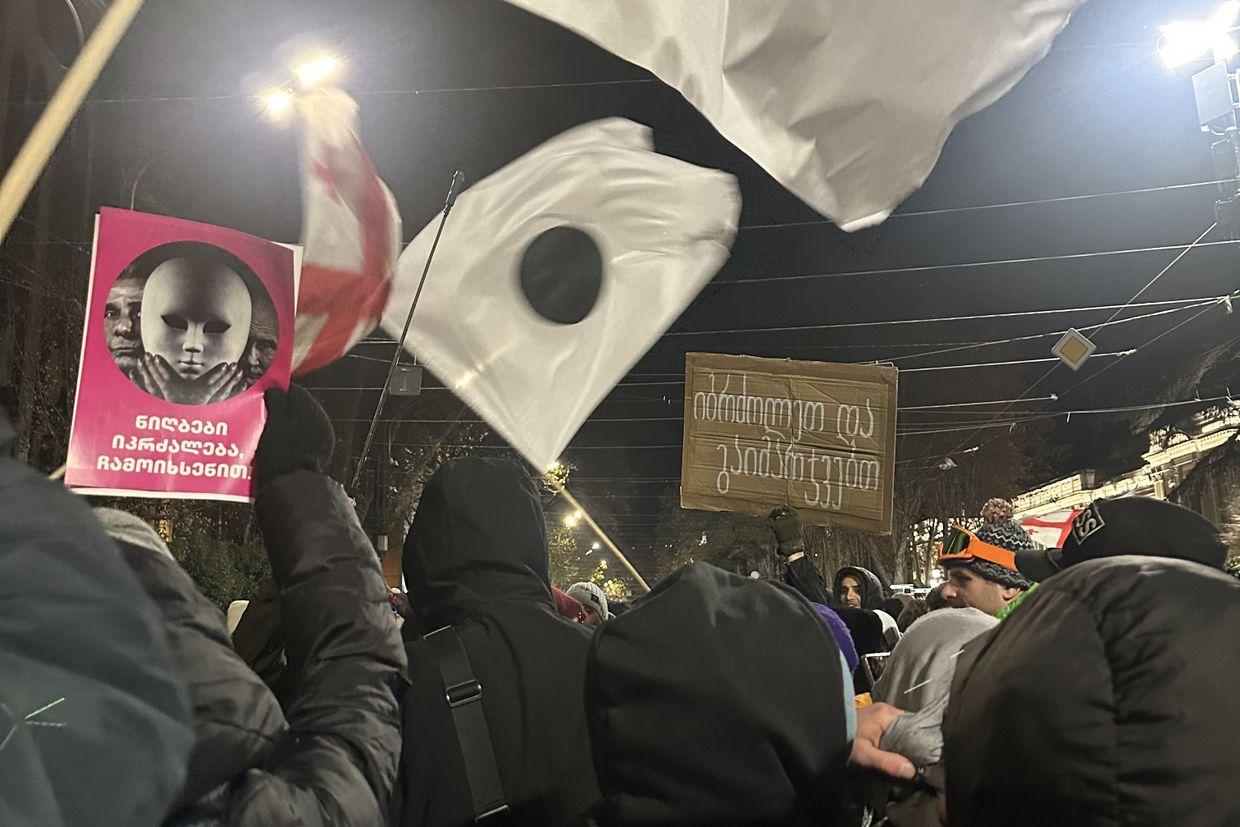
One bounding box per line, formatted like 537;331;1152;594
292;86;402;375
502;0;1083;230
380;118;741;472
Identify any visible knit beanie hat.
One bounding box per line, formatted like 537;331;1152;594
964;519;1035;590
980;498;1015;526
568;580;610;619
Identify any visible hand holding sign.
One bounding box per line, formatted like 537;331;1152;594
255;385;335;489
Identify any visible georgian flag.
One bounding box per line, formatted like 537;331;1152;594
381;118;740;471
292;86;401;375
1020;509;1081;549
502;0;1081;230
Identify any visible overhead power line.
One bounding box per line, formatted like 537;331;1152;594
372;391;1232;451
665;295;1220;337
1093;223;1217;332
739;179;1234;229
716;238;1240;288
884;298;1222;364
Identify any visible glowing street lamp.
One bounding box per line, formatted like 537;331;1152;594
1159;2;1240;68
294;54;341;87
254;50;344;120
260;88;294;118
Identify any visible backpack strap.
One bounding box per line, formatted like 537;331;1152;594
425;626;509;822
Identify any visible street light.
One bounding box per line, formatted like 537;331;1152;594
260;88;294;118
1159;2;1240;68
591;541;601;551
294;54;341;87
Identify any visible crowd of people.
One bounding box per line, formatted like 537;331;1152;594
3;386;1238;826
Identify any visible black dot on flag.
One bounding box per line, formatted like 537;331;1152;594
518;226;603;325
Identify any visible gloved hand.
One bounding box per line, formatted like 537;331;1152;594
769;506;806;557
256;385;335;488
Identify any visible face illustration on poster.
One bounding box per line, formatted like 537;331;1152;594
104;241;279;405
103;271;144;376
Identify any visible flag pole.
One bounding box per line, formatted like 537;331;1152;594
552;480;651;593
350;170;464;492
0;0;145;245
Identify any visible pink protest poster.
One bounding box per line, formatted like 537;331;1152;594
66;208;298;502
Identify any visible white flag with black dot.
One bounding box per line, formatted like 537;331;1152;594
381;118;741;471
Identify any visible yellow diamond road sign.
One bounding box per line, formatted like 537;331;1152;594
1052;328;1097;371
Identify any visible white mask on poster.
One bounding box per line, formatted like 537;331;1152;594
140;258;252;379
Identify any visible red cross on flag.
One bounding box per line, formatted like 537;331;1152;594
1020;509;1081;549
292;87;401;375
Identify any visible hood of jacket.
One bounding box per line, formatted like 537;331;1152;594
587;563;850;825
404;457;552;628
944;555;1240;826
833;565;885;610
105;509;288;807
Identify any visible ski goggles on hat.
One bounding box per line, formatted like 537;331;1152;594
938;525;1017;570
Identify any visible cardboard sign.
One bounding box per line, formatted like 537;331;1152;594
681;353;898;534
66;208;298;502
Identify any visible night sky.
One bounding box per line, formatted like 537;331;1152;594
12;0;1240;573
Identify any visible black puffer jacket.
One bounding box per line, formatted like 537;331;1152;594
128;470;404;825
394;457;600;827
0;461;194;826
944;555;1240;826
229;470;406;824
110;517;288;810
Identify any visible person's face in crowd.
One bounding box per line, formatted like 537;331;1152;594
839;575;864;608
140;258;252;379
104;276;144;375
582;606;604;628
941;567;1021;616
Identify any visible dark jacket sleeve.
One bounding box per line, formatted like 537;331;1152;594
118;545;289;808
782;555;834;605
228;470;407;826
230;577;290;697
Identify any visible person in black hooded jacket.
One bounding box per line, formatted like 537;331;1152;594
943;555;1240;826
833;566;886;611
106;385;406;825
770;508;888;692
586;561;916;825
393;456;601;827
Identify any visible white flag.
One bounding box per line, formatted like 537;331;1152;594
381;118;740;471
293;87;402;375
503;0;1081;230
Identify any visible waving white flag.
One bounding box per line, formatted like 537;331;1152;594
503;0;1081;230
381;118;740;470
